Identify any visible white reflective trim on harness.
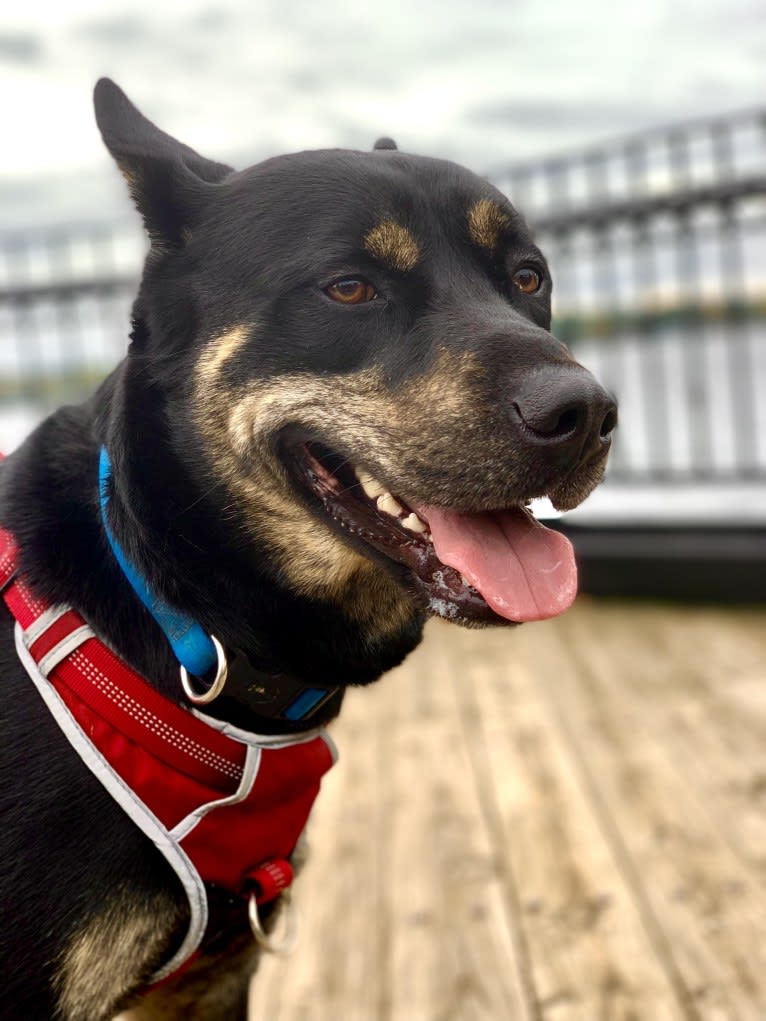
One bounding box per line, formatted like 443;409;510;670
22;603;70;645
192;708;340;763
14;623;208;983
171;743;260;842
37;624;95;676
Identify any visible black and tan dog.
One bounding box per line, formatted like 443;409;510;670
0;80;616;1020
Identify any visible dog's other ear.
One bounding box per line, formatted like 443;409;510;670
93;78;233;246
373;137;398;151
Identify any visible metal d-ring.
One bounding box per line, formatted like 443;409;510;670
179;635;228;704
248;889;299;956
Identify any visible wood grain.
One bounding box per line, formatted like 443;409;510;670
244;600;766;1019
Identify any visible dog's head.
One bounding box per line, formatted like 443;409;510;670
95;79;616;641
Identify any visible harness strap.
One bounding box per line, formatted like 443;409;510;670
0;526;337;983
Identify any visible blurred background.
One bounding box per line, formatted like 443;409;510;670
1;0;764;601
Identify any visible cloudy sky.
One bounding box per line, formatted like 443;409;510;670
1;0;764;226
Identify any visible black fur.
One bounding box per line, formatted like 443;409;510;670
0;79;615;1020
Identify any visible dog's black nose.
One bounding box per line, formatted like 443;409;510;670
513;365;617;458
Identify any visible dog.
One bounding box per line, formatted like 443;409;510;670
0;79;616;1021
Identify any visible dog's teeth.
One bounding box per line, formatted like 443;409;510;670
401;512;427;533
377;492;403;517
356;469;386;501
460;573;472;587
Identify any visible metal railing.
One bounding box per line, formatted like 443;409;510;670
0;221;141;414
492;108;766;483
1;109;765;485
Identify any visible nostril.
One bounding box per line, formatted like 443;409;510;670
513;399;582;439
599;406;618;439
552;405;580;438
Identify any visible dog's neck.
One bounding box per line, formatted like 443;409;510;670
0;362;425;733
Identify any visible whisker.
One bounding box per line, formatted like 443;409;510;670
172;477;228;519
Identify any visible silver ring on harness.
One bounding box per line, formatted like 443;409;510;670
248;889;299;956
179;635;228;704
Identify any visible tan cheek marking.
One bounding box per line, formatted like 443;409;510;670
193;353;412;634
363;221;420;272
196;325;252;387
467;198;511;252
402;348;484;414
223;373;394;596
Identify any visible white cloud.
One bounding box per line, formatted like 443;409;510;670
1;0;763;223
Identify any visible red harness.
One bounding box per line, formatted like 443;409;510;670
0;527;336;982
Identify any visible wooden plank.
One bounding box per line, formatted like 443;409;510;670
252;630;532;1021
556;602;766;880
536;601;766;1020
250;672;391;1021
600;603;766;874
434;623;689;1021
381;632;531;1021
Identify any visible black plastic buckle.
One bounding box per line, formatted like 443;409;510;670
224;648;339;723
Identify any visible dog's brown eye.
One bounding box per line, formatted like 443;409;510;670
512;267;542;294
325;279;377;305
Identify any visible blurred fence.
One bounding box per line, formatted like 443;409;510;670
2;108;765;490
0;221;142;433
493;108;766;486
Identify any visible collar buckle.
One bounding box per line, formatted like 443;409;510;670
224;649;339;723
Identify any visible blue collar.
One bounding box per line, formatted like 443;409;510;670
98;446;339;722
98;446;218;678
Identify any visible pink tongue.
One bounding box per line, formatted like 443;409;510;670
416;504;578;623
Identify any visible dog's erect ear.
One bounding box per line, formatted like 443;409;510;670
94;78;233;246
373;137;398;151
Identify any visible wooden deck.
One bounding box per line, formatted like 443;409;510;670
250;599;766;1021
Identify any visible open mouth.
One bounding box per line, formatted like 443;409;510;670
288;441;578;626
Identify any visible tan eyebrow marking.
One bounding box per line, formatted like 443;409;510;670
363;221;420;272
467;199;511;252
